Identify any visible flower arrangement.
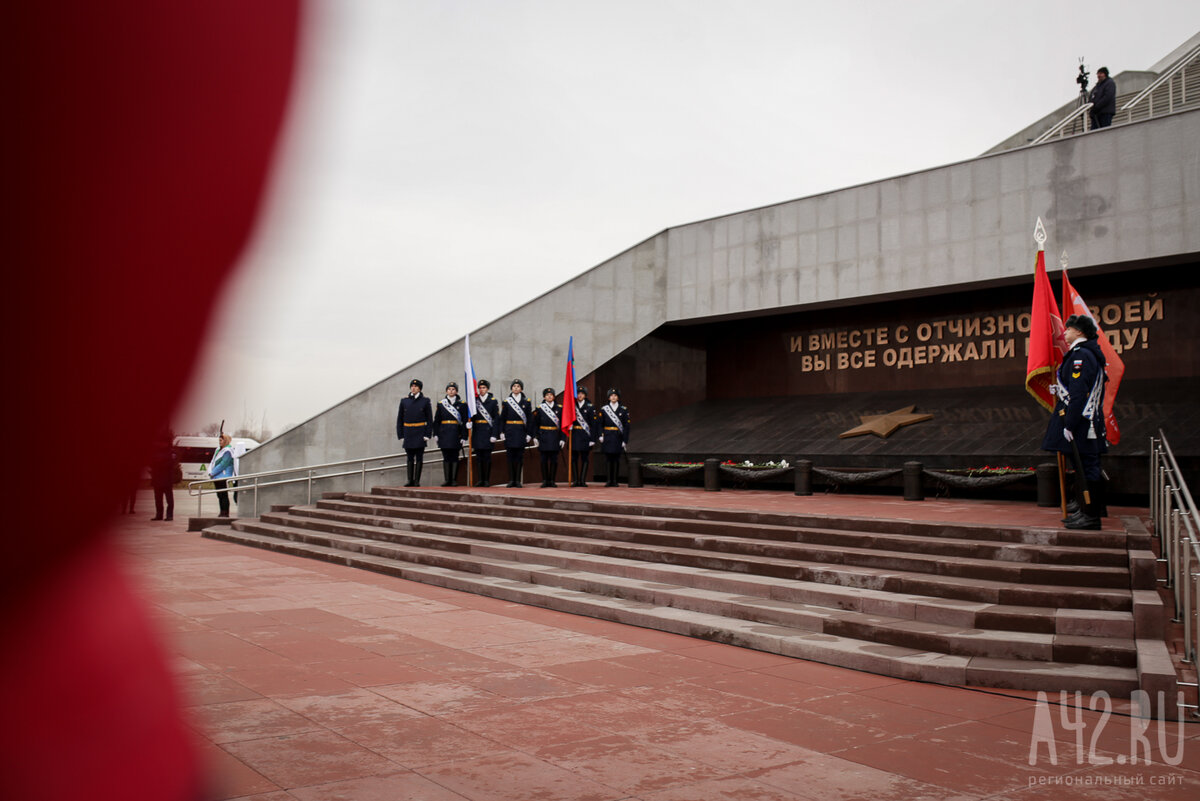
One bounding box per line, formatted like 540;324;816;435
722;459;790;470
943;465;1034;476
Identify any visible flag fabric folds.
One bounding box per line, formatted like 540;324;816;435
1024;249;1066;411
463;334;478;419
1061;272;1124;445
561;337;577;435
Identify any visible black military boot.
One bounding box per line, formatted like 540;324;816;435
413;459;423;486
1064;480;1101;530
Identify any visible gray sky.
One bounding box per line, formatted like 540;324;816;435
176;0;1200;437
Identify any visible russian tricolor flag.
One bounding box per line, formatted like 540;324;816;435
561;336;577;435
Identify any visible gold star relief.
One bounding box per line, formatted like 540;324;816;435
838;405;934;439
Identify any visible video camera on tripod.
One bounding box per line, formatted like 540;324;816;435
1075;58;1089;97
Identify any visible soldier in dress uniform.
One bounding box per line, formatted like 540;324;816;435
470;378;501;487
1041;314;1108;530
498;379;533;487
599;388;630;487
396;378;433;487
533;387;566;488
569;385;596;487
433;382;469;487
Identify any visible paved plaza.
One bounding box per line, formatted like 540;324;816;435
118;487;1200;800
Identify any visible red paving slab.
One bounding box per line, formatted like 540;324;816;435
110;488;1197;800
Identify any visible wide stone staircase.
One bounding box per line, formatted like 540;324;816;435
203;487;1170;697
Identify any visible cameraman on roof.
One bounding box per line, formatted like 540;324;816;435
1089;67;1116;129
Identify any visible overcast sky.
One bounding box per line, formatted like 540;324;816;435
176;0;1200;437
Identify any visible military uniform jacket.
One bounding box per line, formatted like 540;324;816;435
1041;339;1108;455
570;400;596;451
470;394;501;451
599;403;630;455
397;393;434;449
498;394;533;449
433;397;469;450
533;402;565;452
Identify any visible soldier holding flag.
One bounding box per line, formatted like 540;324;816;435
1041;315;1108;529
569;386;596;486
469;379;501;487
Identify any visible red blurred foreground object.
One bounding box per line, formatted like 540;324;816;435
1;2;301;799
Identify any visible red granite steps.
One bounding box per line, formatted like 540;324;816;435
201;487;1145;694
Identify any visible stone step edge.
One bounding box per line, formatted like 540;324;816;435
257;510;1133;612
202;524;1139;696
349;492;1131;553
328;496;1128;567
271;505;1131;592
232;517;1138;664
284;512;1136;636
368;487;1130;548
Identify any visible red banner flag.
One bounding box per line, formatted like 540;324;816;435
1025;249;1066;411
1061;271;1124;445
561;336;577;435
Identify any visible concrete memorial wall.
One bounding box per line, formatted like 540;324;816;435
241;109;1200;510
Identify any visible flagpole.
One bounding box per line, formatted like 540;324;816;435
467;438;473;488
568;434;573;485
1033;218;1068;514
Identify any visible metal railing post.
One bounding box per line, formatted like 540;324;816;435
253;476;259;517
1149;439;1158;528
1170;506;1181;611
362;462;367;492
1183;537;1193;663
307;470;313;504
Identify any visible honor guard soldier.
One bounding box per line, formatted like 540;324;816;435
498;379;533;487
570;385;596;487
599;388;630;487
397;379;434;486
533;387;566;487
1041;314;1108;530
434;382;469;486
470;379;501;487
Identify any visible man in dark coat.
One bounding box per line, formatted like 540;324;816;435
433;382;469;486
532;387;565;487
469;378;501;487
1089;67;1117;129
396;378;434;486
599;388;630;487
498;379;533;487
569;386;596;487
1042;315;1108;530
149;428;178;521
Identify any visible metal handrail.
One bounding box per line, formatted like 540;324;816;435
1030;102;1092;145
187;443;540;517
1150;429;1199;718
1120;43;1200;118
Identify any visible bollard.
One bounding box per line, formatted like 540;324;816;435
1035;462;1059;507
902;461;924;501
794;459;812;496
704;458;721;492
627;457;643;488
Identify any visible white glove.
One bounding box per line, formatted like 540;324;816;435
1063;429;1074;442
460;440;468;447
492;436;501;443
622;442;627;451
466;422;472;430
526;435;532;444
589;441;595;447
